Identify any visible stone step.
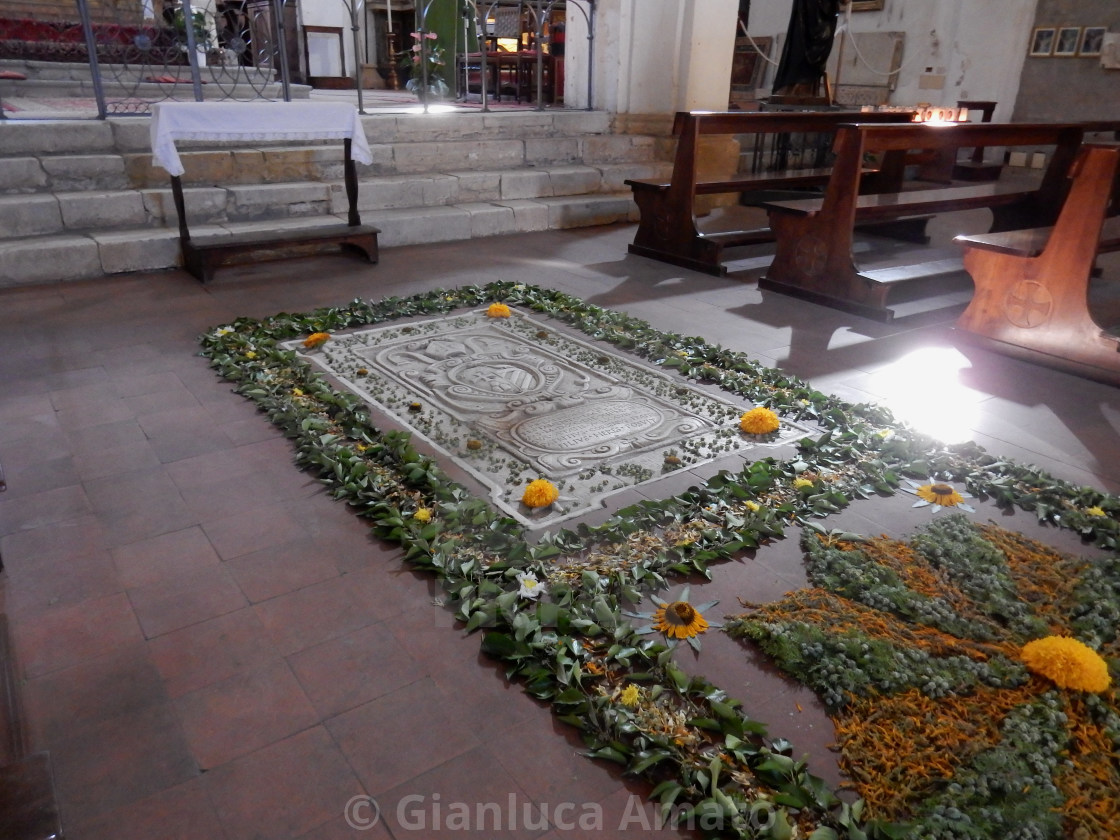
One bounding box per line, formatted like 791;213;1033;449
0;109;668;288
0;110;618;158
2;56;279;86
1;137;658;194
0;73;298;103
0;161;662;236
0;193;637;287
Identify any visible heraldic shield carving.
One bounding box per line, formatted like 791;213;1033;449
286;309;812;527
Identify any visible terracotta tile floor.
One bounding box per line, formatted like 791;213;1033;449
1;222;1118;839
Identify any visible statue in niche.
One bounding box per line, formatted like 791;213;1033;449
770;0;840;99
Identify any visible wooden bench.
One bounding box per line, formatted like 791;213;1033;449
953;143;1120;386
759;121;1085;320
151;101;380;284
624;109;915;276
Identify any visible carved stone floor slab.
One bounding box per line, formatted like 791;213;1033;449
289;308;816;527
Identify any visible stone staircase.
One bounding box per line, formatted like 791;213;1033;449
0;108;672;288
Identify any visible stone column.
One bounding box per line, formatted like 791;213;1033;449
564;0;739;115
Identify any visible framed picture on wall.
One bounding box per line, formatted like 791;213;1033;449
1029;27;1055;56
1079;26;1106;57
844;1;885;11
1054;26;1081;56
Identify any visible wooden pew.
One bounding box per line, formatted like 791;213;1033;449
953;143;1120;386
759;121;1085;320
624;109;915;276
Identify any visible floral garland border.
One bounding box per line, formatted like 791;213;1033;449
199;282;1120;840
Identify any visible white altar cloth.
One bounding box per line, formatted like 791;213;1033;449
150;101;373;177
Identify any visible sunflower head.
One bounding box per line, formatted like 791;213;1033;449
653;600;710;640
917;482;964;507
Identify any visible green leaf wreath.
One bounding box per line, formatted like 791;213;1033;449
199;281;1120;839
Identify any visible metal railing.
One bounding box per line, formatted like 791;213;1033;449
0;0;595;119
0;0;293;119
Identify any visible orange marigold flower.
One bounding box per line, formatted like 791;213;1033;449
486;303;512;318
739;406;780;435
1021;636;1112;693
522;478;559;508
303;332;330;349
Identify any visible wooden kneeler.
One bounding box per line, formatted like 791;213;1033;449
171;138;379;283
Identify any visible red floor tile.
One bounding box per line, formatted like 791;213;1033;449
148;606;281;699
49;701;200;826
66;777;227;840
326;678;481;795
174;658;319;769
2;548;122;617
11;591;144;680
287;621;427;718
127;564;248;639
110;525;223;590
226;537;342;604
202;726;365;840
201;501;312;562
23;642;167;747
376;744;540;839
253;576;375;656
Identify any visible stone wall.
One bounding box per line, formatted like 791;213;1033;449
1013;0;1120;122
746;0;1038;122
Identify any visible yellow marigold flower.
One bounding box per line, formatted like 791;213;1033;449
303;332;330;349
413;508;432;523
486;303;512;318
739;406;780;435
744;500;760;512
291;387;304;397
1085;506;1106;517
244;350;257;359
619;684;641;707
653;600;709;640
794;477;814;489
1021;636;1111;693
522;478;559;508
